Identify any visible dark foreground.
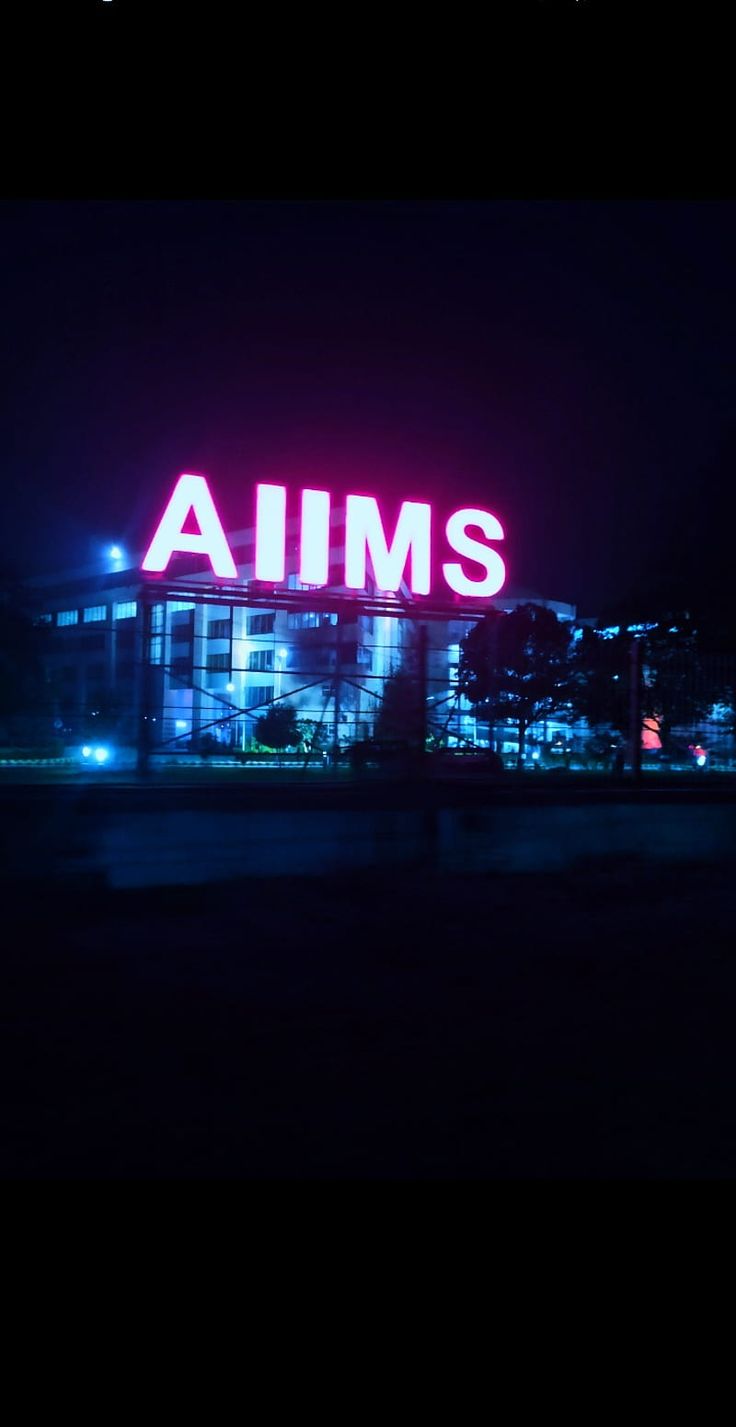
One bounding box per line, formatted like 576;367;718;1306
4;859;736;1178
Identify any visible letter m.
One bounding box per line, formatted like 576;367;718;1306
344;496;431;595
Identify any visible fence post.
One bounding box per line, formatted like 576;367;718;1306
332;618;342;767
628;636;642;782
137;595;154;778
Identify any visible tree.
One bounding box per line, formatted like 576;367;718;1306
572;611;731;753
571;625;630;737
297;718;330;756
459;604;579;769
374;668;425;749
255;702;300;757
638;616;718;753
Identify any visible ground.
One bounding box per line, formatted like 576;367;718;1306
3;858;736;1178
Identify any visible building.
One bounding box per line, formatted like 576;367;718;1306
21;521;577;760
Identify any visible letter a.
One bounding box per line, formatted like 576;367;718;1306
141;473;237;578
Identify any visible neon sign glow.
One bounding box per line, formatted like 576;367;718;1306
141;473;506;598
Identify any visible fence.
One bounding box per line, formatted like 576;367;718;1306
8;599;736;775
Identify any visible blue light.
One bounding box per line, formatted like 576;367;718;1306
82;745;91;758
94;746;109;763
109;545;123;562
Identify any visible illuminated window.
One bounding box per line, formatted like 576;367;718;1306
57;610;78;627
34;613;53;626
248;649;274;672
83;605;107;623
151;604;165;634
114;601;137;620
150;635;163;664
168;601;195;613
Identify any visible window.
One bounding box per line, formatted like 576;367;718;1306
168;601;195;613
170;656;192;686
247;613;275;635
287;610;320;630
57;610;78;627
171;610;193;644
248;649;274;672
114;601;137;620
206;652;230;672
208;618;231;640
245;685;273;708
83;605;107;623
151;604;165;634
34;613;53;626
357;646;372;669
150;635;163;665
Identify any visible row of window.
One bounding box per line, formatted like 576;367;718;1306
46;603;373;637
203;650;275;673
53;601;137;627
287;611;339;630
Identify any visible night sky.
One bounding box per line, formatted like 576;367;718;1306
2;200;734;618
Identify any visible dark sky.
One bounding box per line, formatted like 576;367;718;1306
1;199;734;616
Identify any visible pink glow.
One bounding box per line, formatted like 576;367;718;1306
344;495;431;595
141;473;237;578
255;483;286;582
299;489;330;586
442;507;505;598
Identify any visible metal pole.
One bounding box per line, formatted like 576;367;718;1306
628;636;642;782
137;594;154;778
417;623;428;766
333;618;342;767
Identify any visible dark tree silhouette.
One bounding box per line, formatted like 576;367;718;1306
255;702;300;755
571;625;630;736
573;612;731;752
374;668;425;749
459;604;578;769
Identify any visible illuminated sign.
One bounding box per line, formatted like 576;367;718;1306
142;473;506;598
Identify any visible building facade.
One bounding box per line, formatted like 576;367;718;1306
22;517;578;760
